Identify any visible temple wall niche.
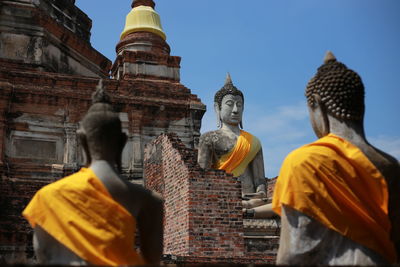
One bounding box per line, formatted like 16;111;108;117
0;33;32;62
5;113;65;166
8;131;62;163
1;97;85;178
0;33;42;65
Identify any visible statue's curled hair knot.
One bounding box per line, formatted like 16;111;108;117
305;51;365;121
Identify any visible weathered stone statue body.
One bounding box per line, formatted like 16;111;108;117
198;75;275;217
23;80;164;266
198;120;266;197
272;52;400;265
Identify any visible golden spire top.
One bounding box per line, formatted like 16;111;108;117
120;0;166;40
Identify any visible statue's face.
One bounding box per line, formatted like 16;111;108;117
219;94;243;126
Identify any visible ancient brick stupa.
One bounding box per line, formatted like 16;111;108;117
0;0;204;262
109;0;205;178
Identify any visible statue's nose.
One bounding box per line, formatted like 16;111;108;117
232;104;238;113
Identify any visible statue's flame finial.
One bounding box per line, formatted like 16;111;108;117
96;79;103;91
225;73;233;85
324;51;337;64
92;79;111;104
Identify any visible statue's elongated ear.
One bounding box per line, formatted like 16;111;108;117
214;102;222;128
310;94;329;137
116;132;128;173
77;128;91;166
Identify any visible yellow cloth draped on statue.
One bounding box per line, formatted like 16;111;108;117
214;130;261;177
22;168;144;266
272;133;396;263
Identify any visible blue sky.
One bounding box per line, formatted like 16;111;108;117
76;0;400;177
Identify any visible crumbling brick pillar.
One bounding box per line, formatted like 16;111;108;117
144;134;245;260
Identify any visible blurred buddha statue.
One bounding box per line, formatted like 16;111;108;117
23;80;164;266
273;52;400;265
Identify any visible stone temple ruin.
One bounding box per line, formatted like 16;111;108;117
0;0;279;264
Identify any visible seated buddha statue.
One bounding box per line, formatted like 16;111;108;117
198;74;274;218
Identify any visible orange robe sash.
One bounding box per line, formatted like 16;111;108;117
22;168;144;266
272;133;396;263
214;130;261;177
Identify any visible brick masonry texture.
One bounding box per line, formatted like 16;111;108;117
144;134;277;264
0;0;205;263
0;178;51;262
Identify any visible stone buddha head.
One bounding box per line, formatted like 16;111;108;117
78;80;127;171
305;51;365;137
214;74;245;128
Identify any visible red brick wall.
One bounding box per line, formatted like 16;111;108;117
187;169;244;258
144;134;278;264
145;135;190;255
144;134;245;259
0;178;51;262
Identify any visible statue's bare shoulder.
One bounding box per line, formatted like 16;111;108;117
199;130;221;147
199;130;236;156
